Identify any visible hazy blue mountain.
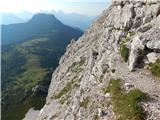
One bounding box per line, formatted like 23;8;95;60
51;10;96;31
2;13;83;45
1;13;83;120
0;13;25;25
1;11;95;30
0;11;33;25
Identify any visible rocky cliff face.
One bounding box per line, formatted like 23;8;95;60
38;1;160;120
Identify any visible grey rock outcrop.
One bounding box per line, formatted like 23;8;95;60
37;1;160;120
147;52;160;63
32;85;48;94
128;35;146;71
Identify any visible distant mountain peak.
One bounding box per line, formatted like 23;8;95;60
2;12;83;45
31;13;57;20
28;13;62;25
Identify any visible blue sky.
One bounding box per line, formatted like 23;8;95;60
0;0;112;16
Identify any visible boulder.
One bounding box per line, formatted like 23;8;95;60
146;40;160;50
143;27;160;50
105;93;111;98
32;85;47;94
147;52;160;63
128;36;146;71
124;82;133;90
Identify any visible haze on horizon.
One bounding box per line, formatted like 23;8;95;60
0;0;112;16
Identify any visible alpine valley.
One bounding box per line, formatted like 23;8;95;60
1;13;83;120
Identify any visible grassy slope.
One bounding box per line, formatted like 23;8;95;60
149;60;160;77
104;79;148;120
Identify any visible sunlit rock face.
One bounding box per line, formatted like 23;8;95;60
38;1;160;120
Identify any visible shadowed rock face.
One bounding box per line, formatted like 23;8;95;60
38;1;160;120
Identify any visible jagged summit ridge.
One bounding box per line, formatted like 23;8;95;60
113;0;160;3
38;1;160;120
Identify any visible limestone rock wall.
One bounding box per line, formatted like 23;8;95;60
38;1;160;120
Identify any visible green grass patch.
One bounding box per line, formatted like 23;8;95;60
120;37;130;62
16;67;48;89
54;80;75;99
149;60;160;77
53;72;81;101
93;114;99;120
79;97;90;109
69;58;85;73
105;79;148;120
120;44;129;62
